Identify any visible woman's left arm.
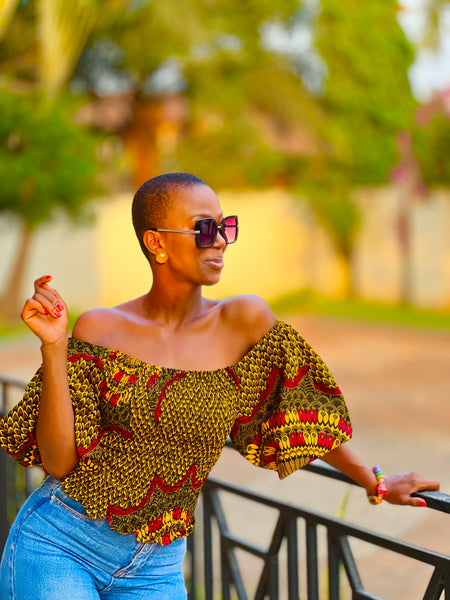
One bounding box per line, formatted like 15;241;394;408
321;444;440;507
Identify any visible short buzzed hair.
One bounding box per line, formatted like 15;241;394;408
132;172;207;260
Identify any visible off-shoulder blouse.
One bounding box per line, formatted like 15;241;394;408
0;320;352;545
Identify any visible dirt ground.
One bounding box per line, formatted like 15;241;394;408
1;315;449;599
211;315;450;600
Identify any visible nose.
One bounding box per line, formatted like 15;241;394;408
215;228;227;249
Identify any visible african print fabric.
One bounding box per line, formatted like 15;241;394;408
0;320;352;545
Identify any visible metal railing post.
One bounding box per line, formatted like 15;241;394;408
306;521;320;600
0;451;8;555
286;515;299;600
2;379;450;600
186;533;195;600
328;530;341;600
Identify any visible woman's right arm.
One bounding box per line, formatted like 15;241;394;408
21;275;79;479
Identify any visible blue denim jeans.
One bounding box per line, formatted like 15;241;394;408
0;476;187;599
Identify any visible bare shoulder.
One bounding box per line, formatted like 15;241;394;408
220;295;276;345
72;307;122;346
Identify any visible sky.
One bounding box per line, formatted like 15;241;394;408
262;0;450;103
398;0;450;101
76;0;450;104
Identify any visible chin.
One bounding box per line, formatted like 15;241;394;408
202;274;222;287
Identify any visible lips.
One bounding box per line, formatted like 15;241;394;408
204;255;224;269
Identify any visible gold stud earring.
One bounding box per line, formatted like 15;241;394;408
155;249;168;264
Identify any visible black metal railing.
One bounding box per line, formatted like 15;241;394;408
0;376;39;552
188;475;449;600
2;376;450;599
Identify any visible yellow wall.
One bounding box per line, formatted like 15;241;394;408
95;194;150;307
1;186;448;316
92;186;450;309
95;189;346;307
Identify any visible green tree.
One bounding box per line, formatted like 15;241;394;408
392;98;450;305
72;0;322;188
1;0;426;304
0;0;119;321
300;0;416;296
413;104;450;186
1;0;322;185
0;90;98;321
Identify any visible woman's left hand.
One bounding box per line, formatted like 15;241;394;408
384;472;440;507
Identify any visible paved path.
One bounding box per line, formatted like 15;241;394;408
211;315;450;600
1;315;449;599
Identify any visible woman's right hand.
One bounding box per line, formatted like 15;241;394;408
24;276;78;478
21;275;68;346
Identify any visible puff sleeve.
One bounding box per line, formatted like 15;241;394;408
0;339;104;467
230;321;352;479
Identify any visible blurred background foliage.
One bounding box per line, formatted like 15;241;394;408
0;0;449;320
0;90;98;320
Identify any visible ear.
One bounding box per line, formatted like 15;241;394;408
143;230;165;259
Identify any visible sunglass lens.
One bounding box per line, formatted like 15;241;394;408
197;220;217;248
223;216;238;244
196;216;238;247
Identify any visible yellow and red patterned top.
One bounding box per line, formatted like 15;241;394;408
0;320;352;545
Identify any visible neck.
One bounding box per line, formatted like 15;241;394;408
143;279;207;327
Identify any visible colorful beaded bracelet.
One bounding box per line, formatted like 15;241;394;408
367;466;388;505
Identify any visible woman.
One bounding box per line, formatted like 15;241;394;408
0;173;440;599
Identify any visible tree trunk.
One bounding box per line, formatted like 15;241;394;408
0;223;35;324
339;249;356;300
397;188;414;305
123;97;160;188
123;94;185;187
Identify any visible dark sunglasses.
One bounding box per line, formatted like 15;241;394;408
150;215;238;248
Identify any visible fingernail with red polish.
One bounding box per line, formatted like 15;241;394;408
43;308;49;315
418;499;427;507
56;303;64;311
45;275;51;280
54;310;61;318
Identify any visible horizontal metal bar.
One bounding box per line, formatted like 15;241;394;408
411;489;450;514
0;376;27;389
224;441;450;515
304;460;358;485
0;377;26;414
306;463;449;514
353;592;385;600
204;478;450;567
220;531;268;559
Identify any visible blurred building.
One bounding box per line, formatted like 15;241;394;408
1;185;449;314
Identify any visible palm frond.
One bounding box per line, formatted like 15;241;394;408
0;0;19;39
37;0;100;99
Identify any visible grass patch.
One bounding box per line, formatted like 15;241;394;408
269;289;450;330
0;312;80;341
2;295;449;338
0;320;29;340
